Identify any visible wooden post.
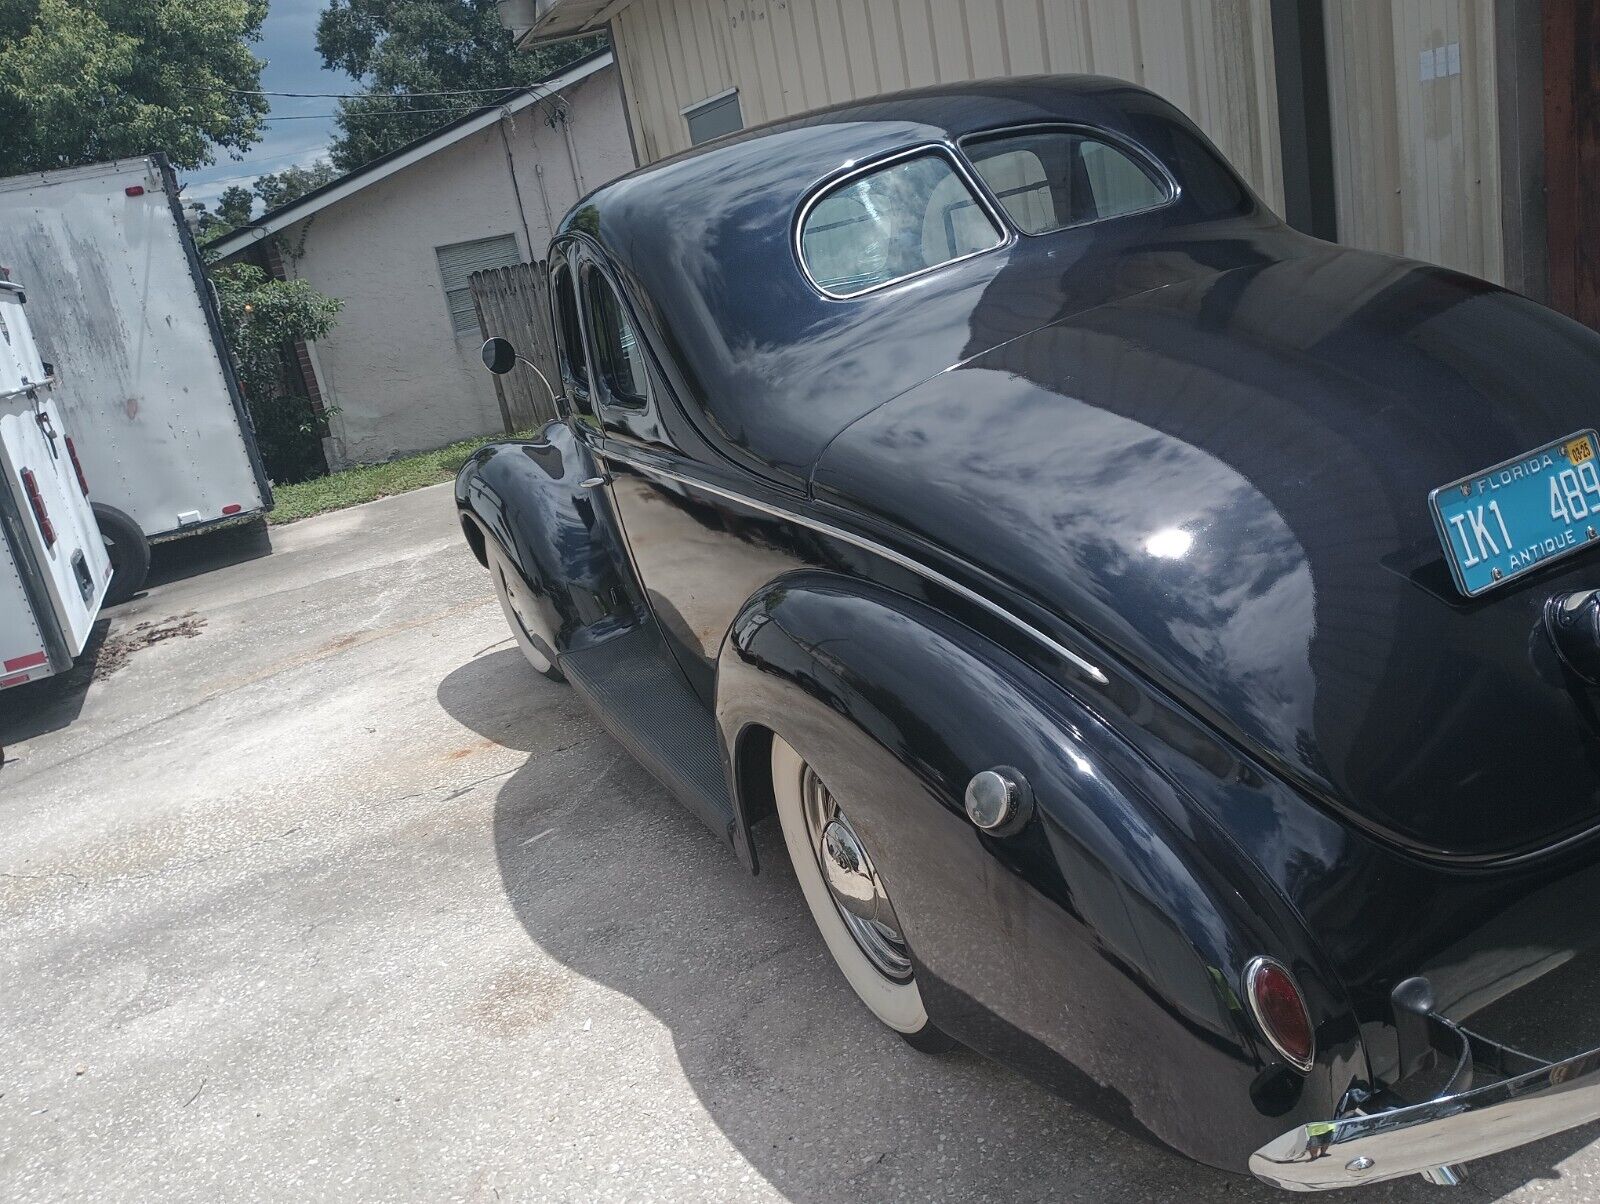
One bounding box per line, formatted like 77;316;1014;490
471;277;516;434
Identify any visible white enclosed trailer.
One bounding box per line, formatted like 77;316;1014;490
0;279;113;691
0;155;272;576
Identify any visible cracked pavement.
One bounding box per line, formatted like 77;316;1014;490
3;482;1600;1202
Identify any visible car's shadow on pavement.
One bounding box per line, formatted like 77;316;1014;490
438;649;1600;1202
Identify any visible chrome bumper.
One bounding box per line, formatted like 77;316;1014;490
1251;1041;1600;1190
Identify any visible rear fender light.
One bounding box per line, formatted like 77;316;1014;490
1244;956;1315;1073
65;436;89;496
20;468;55;547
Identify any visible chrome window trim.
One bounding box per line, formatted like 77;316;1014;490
793;142;1014;301
1243;956;1315;1074
593;442;1108;685
957;121;1181;236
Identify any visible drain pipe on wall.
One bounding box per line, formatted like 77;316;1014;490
498;110;536;259
557;105;586;198
532;162;555;237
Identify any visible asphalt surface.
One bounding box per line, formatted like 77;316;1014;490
3;482;1600;1202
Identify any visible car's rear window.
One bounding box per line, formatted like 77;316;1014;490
964;128;1170;233
799;151;1004;298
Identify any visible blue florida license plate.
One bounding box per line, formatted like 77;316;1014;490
1430;430;1600;597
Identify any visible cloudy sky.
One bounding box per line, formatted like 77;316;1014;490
179;0;349;213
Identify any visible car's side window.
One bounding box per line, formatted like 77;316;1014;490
798;151;1005;298
581;267;648;410
550;256;591;412
964;128;1170;234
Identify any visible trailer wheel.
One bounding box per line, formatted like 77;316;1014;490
93;503;150;606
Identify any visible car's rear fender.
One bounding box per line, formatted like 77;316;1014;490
715;570;1366;1172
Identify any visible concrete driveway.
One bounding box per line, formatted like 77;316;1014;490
3;482;1599;1202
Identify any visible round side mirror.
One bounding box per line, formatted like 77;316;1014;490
481;337;518;375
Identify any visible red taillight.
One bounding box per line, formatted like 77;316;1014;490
20;468;55;547
222;503;241;515
65;436;89;496
1245;957;1314;1072
124;185;145;197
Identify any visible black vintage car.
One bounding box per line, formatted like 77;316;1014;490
457;76;1600;1189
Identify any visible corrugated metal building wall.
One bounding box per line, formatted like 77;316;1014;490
611;0;1287;213
600;0;1512;286
1324;0;1503;283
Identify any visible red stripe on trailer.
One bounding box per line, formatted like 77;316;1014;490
0;672;31;689
4;650;46;672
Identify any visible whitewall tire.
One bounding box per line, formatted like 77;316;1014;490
771;734;948;1047
487;541;564;682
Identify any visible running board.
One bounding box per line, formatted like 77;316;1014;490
560;624;734;840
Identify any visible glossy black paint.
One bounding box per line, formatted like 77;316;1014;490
456;75;1600;1174
457;422;640;655
812;250;1600;863
717;572;1363;1167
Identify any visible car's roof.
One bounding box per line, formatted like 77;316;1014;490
582;74;1186;211
556;75;1288;491
651;73;1149;167
565;74;1199;245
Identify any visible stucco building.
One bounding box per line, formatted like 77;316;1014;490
212;50;632;468
499;0;1598;335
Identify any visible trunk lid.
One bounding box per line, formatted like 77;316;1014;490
811;247;1600;861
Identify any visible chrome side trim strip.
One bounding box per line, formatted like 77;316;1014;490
594;446;1109;685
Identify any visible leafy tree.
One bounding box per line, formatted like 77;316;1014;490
211;262;343;483
217;185;255;227
254;159;340;211
0;0;268;175
185;200;221;239
315;1;604;170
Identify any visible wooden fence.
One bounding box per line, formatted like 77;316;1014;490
469;260;560;433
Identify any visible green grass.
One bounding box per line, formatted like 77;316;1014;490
267;432;529;525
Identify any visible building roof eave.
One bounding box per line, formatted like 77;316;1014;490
500;0;630;47
207;50;614;261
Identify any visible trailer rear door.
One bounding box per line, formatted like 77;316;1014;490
0;282;111;681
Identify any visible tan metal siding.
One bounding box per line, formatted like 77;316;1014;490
1325;0;1503;282
612;0;1285;212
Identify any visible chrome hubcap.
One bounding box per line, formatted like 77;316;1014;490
801;764;912;982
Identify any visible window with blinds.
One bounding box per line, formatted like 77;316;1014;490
435;234;521;337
